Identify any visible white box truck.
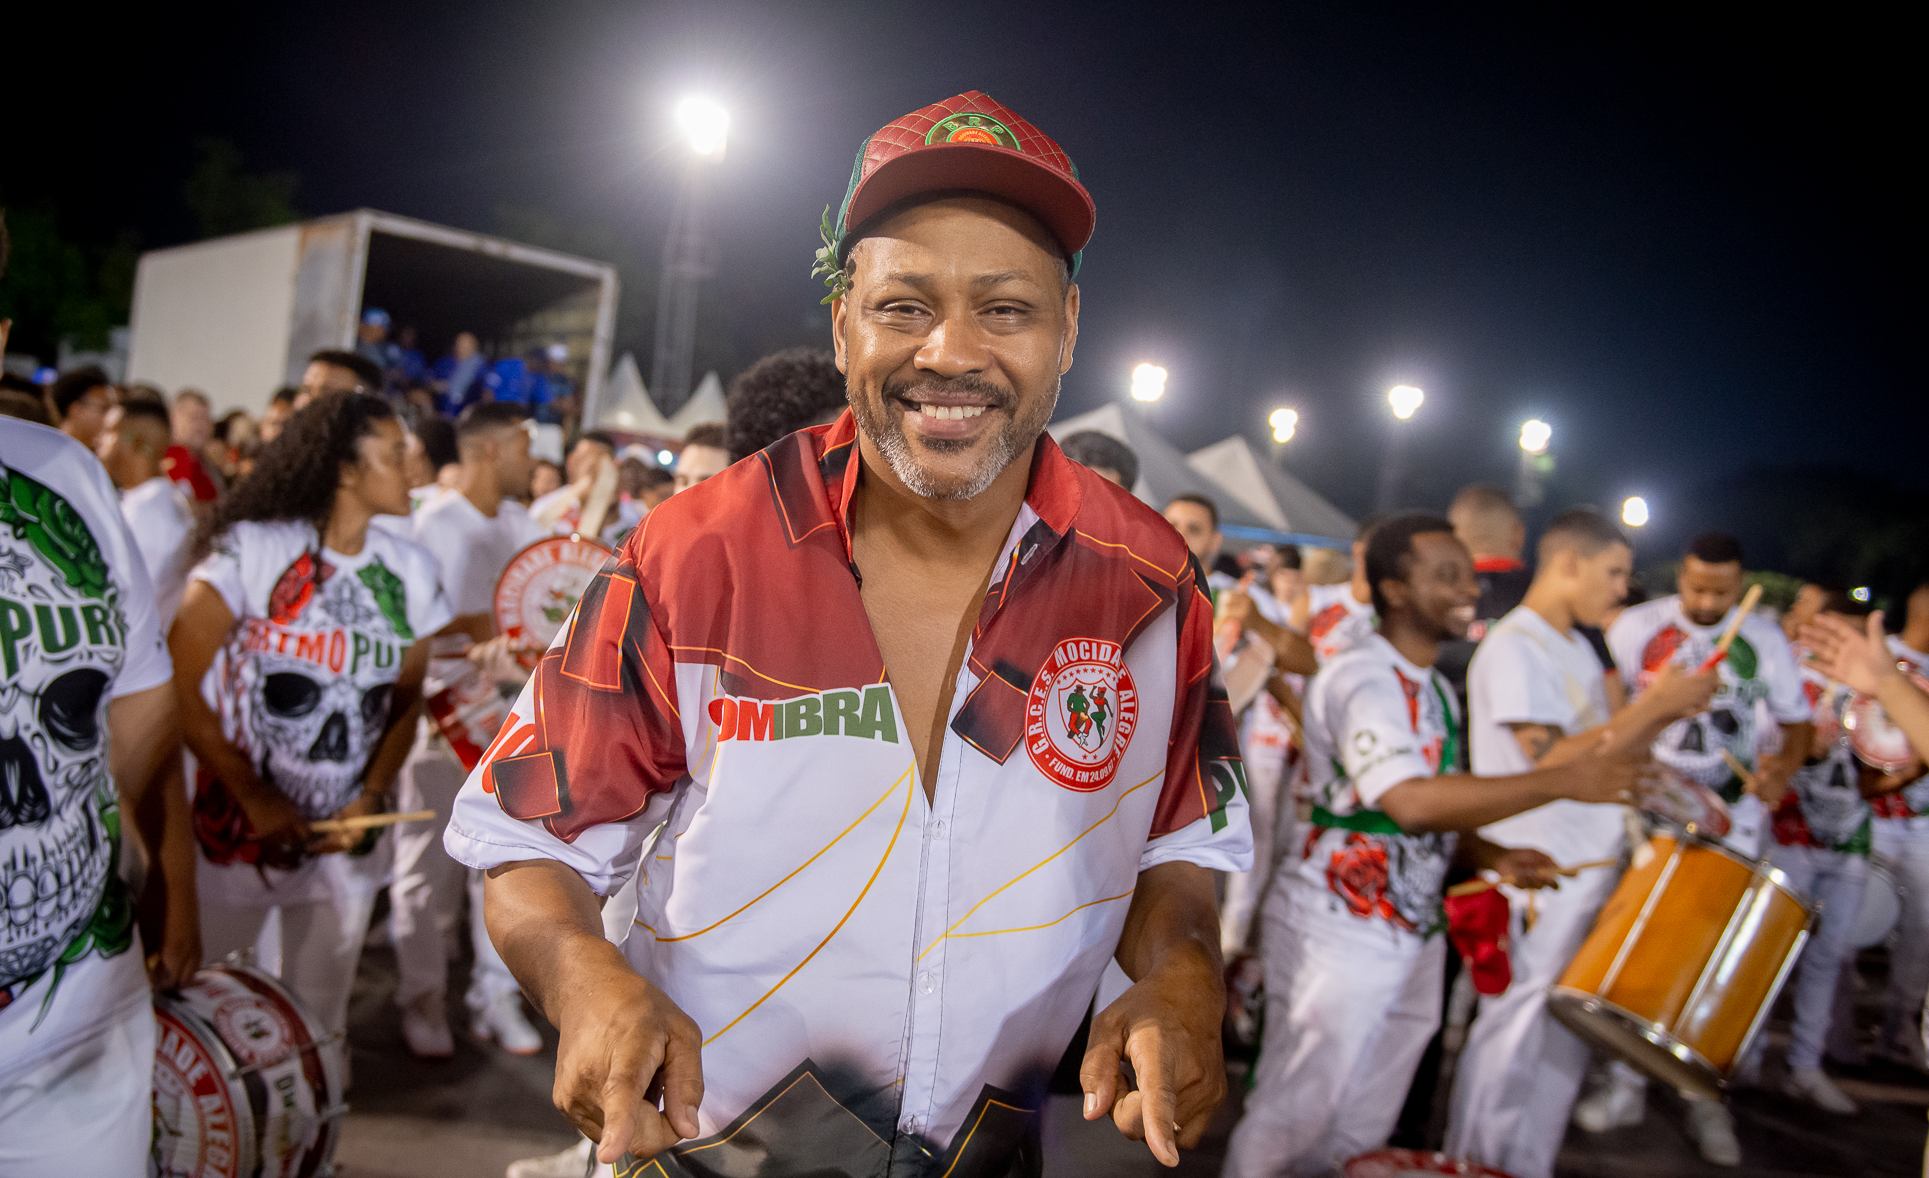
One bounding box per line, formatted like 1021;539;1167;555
126;208;619;417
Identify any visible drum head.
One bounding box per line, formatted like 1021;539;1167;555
1845;673;1929;773
1344;1148;1517;1177
1852;860;1902;950
493;535;613;651
1636;766;1732;838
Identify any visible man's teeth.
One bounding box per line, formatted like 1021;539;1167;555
915;404;987;421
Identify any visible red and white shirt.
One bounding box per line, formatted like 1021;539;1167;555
447;415;1250;1175
1305;581;1376;664
1293;634;1460;936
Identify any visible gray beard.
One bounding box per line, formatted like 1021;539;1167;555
851;378;1058;502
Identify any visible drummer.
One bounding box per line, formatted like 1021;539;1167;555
0;415;179;1174
1871;581;1929;1069
1576;531;1813;1162
1221;514;1643;1177
1758;591;1907;1114
1444;508;1716;1178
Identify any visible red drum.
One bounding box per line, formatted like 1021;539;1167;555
1844;670;1929;773
1345;1149;1517;1177
493;535;613;654
151;963;347;1177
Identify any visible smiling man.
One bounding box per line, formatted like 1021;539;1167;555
446;91;1250;1177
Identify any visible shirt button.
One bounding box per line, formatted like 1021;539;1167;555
931;819;947;838
916;970;936;995
899;1115;919;1134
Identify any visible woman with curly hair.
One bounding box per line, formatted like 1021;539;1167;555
170;391;451;1034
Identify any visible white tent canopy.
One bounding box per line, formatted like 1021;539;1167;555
1187;436;1357;542
1047;404;1267;531
596;352;674;435
669;371;728;436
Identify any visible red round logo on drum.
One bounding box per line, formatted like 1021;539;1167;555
213;996;289;1068
1025;637;1137;791
153;1009;244;1177
493;535;613;649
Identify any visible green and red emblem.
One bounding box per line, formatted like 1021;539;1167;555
924;111;1020;149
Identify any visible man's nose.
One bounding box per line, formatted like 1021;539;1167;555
914;314;990;378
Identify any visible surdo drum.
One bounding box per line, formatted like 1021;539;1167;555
150;962;346;1177
1549;830;1812;1100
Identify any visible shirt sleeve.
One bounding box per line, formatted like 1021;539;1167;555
402;545;455;642
1335;667;1436;809
1605;609;1645;688
1472;629;1573;729
1754;619;1813;725
1140;564;1254;875
188;531;251;620
94;473;171;698
444;536;688;895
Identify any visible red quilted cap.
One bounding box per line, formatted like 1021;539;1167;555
836;90;1094;270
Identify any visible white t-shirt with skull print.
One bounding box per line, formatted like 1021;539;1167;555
189;520;450;906
1;418;172;1073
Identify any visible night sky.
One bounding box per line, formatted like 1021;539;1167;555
13;2;1920;535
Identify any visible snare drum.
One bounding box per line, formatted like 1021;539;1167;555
151;962;347;1177
1549;830;1812;1100
1344;1148;1516;1177
1850;858;1902;950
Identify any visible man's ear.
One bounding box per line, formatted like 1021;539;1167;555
830;296;849;373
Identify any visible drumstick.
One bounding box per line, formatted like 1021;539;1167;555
1699;584;1764;671
1721;749;1760;796
308;809;436;835
1446;858;1621;896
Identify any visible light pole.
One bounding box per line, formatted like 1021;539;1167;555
1516;418;1553;508
651;95;730;414
1373;385;1424;511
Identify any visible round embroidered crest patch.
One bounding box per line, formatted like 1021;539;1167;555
1025;637;1138;791
925;111;1021;149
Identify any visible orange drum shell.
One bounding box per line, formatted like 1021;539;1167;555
1556;833;1810;1078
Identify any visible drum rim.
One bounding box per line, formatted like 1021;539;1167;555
152;999;265;1173
1647;825;1812;915
1547;988;1726;1101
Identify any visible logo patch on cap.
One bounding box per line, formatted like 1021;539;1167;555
925;112;1020;150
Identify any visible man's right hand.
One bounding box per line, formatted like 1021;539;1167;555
1645;663;1720;722
232;784;309;847
553;962;705;1164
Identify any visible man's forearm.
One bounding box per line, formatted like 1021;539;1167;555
1114;861;1222;984
1379;768;1578;835
485;859;638;1027
1874;670;1929;763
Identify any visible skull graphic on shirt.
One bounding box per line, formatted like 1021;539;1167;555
0;465;126;995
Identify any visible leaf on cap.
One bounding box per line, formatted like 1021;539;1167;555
810;205;850;305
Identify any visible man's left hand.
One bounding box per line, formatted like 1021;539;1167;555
1078;951;1225;1167
311;791;385;855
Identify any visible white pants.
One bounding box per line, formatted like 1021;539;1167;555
1444;867;1616;1178
1765;842;1869;1071
1221;709;1295;956
389;728;519;1009
0;1001;156;1177
1223;883;1445;1177
1874;815;1929;1050
202;890;378;1037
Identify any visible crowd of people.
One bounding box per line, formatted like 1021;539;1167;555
3;87;1927;1178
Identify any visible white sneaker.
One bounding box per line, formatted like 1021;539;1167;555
1572;1076;1644;1132
505;1138;592;1178
399;993;454;1059
1783;1067;1858;1115
473;991;544;1056
1685;1100;1742;1167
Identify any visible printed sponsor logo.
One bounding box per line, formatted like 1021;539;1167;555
706;684;900;744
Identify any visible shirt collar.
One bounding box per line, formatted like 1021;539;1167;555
817;410;1085;572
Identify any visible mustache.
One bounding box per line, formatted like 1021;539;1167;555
880;373;1014;409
